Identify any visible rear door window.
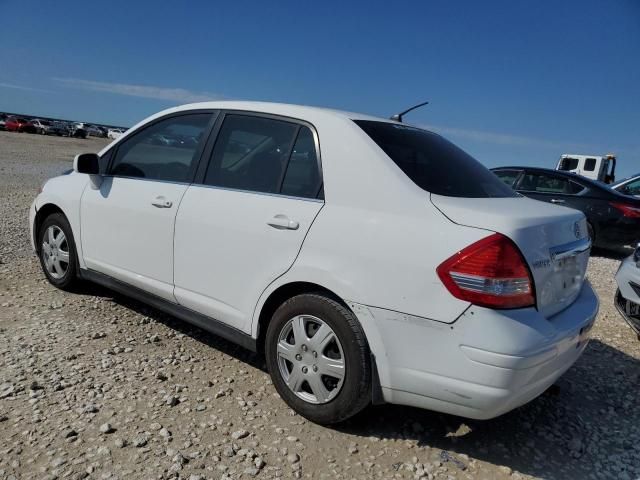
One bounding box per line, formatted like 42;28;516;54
493;169;522;188
204;114;322;198
280;127;322;198
519;172;582;195
354;120;516;198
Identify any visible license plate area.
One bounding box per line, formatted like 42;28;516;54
551;248;589;293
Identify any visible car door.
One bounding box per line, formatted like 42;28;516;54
80;111;215;301
174;113;324;332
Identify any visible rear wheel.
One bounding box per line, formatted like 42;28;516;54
265;293;371;424
38;213;80;291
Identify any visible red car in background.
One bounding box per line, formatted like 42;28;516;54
4;117;29;132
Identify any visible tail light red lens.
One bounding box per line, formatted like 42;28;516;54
610;202;640;218
437;233;535;309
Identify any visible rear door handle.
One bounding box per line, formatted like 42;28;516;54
267;214;299;230
550;198;565;204
151;196;173;208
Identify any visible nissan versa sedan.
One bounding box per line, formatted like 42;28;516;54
30;102;599;424
492;166;640;251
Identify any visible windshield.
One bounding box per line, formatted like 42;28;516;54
354;120;516;198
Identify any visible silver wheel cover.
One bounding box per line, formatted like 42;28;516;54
276;315;346;404
41;225;70;280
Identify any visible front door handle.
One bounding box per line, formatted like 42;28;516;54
267;214;299;230
151;196;173;208
550;198;565;204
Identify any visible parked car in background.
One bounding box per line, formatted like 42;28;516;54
556;154;617;183
30;101;598;424
31;119;61;135
107;128;125;139
86;125;107;137
51;121;71;136
31;119;50;134
5;116;35;133
612;174;640;198
0;114;6;130
70;123;88;139
21;119;37;133
492;166;640;251
615;244;640;339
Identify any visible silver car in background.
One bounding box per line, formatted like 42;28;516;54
615;244;640;339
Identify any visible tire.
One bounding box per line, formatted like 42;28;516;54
37;213;80;291
265;293;371;424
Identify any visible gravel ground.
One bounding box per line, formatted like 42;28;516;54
0;130;638;480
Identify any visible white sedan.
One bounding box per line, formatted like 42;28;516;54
29;101;599;424
107;128;125;139
615;245;640;338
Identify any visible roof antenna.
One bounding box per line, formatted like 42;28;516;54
390;101;429;122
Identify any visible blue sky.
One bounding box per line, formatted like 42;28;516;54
1;1;639;177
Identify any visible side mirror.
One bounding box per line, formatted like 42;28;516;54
73;153;100;175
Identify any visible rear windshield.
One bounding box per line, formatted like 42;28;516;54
354;120;516;198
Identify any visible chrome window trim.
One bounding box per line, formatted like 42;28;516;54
188;182;325;204
97;175;324;203
98;175;192;187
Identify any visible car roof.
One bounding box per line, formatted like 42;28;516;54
491;165;611;188
154;100;398;124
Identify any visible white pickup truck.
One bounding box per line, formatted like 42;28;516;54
556;154;616;183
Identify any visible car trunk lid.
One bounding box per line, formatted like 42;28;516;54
431;194;591;318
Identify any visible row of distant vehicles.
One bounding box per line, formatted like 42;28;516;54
0;113;125;140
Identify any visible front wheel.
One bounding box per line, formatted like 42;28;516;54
38;213;81;291
265;293;371;424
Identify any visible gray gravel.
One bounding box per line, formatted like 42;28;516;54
0;130;638;479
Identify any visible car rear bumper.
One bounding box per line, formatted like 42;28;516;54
350;280;599;419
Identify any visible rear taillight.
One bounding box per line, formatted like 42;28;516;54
610;202;640;218
437;233;535;309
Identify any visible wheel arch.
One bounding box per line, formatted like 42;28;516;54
255;281;347;354
254;279;386;406
34;203;67;253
